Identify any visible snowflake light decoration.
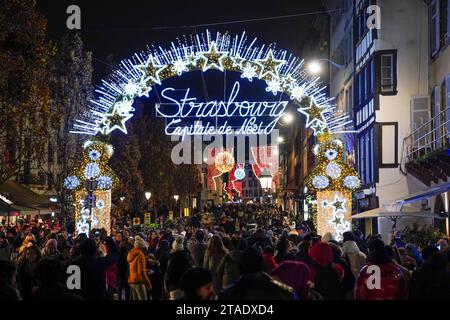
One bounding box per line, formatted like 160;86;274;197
312;176;329;189
64;176;80;190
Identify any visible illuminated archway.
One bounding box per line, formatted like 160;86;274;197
70;30;353;137
66;31;360;239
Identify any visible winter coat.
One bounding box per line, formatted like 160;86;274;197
203;250;227;293
355;262;406;300
219;272;296;300
342;241;367;279
409;253;450;300
70;241;119;300
127;248;151;288
164;250;194;292
217;250;242;288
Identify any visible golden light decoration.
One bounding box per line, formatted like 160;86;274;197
75;190;112;235
214;151;235;173
306;130;361;193
316;190;352;240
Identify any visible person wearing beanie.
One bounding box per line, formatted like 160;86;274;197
272;261;312;299
355;239;406;300
179;267;214;300
127;235;152;300
308;242;345;300
165;238;194;300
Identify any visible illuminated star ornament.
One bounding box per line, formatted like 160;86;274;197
297;97;328;134
101;106;133;134
198;41;228;72
255;50;286;79
136;55;166;85
331;195;346;214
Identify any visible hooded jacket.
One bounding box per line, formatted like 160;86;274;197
127;247;151;288
342;240;367;278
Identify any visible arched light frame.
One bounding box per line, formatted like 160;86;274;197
71;30;354;137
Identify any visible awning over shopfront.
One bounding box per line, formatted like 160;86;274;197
390;182;450;207
0;180;60;216
352;207;445;220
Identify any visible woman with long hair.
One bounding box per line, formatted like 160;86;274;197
17;245;42;299
203;235;228;294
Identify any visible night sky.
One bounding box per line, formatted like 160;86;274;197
37;0;327;81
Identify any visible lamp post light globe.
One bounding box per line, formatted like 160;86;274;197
307;61;323;75
145;192;152;201
282;113;294;125
174;195;179;202
260;168;273;191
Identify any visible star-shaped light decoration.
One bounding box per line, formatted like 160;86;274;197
255;50;286;79
198;41;229;72
136;76;153;97
232;54;246;68
101;106;133;135
136;55;166;85
297;96;328;133
330;214;342;227
331;195;347;214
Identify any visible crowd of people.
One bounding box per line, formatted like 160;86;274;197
1;204;450;300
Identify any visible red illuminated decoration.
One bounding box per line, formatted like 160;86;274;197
251;146;280;189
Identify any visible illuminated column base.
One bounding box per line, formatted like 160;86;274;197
316;190;352;241
75;190;112;235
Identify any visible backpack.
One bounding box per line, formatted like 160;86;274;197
314;265;345;300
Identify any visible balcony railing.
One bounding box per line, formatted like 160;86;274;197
401;106;450;172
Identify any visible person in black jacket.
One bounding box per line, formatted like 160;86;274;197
409;245;450;300
219;246;296;300
164;246;194;300
32;259;82;300
70;237;118;300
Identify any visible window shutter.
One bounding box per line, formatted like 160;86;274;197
434;86;442;148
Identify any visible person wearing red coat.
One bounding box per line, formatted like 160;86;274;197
355;239;407;300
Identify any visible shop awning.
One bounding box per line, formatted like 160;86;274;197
0;180;60;215
0;200;40;216
352;207;445;220
390;182;450;206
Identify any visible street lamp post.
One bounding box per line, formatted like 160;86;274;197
84;179;98;238
145;191;152;223
260;168;273;204
307;58;345;75
174;195;179;218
